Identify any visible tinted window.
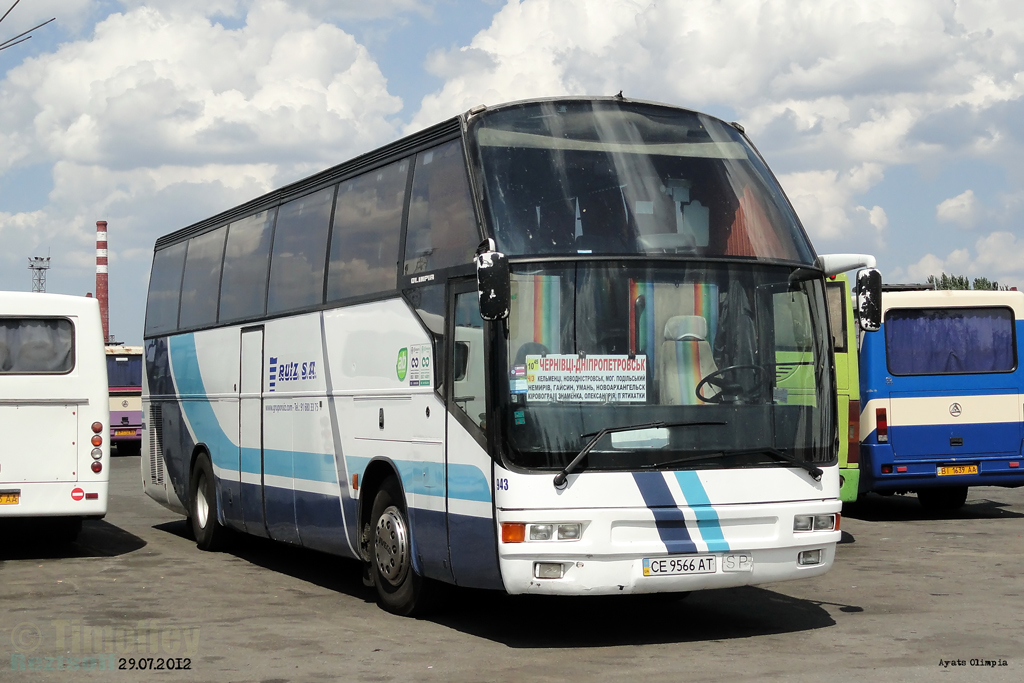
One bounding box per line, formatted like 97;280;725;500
0;319;74;374
404;140;479;275
825;282;847;352
885;307;1016;375
471;101;814;263
107;354;143;387
145;242;187;337
219;209;275;323
267;187;335;314
327;159;409;300
178;227;227;329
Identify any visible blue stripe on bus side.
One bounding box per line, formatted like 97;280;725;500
345;456;491;504
170;334;340;486
631;472;698;554
672;471;730;552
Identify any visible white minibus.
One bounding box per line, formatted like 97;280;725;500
0;292;110;541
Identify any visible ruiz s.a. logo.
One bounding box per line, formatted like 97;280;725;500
268;357;317;392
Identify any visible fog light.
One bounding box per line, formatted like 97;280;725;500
534;562;564;579
91;448;102;460
793;515;813;531
798;549;823;566
813;514;835;531
90;461;102;474
557;523;581;540
529;524;553;541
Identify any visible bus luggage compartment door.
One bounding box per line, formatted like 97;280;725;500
888;391;1022;457
1;404;79;482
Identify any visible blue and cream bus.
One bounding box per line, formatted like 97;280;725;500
859;288;1024;510
142;96;879;614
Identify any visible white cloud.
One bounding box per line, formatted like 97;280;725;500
902;233;1024;289
936;189;981;229
776;163;886;242
0;1;405;342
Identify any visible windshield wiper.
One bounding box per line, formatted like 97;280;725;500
552;420;726;489
640;447;823;480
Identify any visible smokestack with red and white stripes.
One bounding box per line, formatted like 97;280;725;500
96;220;109;343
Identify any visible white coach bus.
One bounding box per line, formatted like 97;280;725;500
141;97;880;614
0;292;110;541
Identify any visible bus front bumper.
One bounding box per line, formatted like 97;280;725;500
496;501;840;596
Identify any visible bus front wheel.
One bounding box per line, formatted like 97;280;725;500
369;477;436;616
917;486;968;512
189;454;227;551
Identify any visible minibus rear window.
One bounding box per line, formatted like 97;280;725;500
885;307;1015;375
0;318;75;374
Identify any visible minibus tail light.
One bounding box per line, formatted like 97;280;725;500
91;434;103;447
90;461;102;473
875;408;888;443
847;402;860;463
91;422;103;433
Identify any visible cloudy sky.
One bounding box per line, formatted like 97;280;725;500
1;0;1022;344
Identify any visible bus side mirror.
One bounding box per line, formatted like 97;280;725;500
475;239;510;321
857;268;882;332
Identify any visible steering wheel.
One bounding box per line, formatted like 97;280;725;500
695;364;768;404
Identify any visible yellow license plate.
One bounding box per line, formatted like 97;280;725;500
114;429;136;436
937;464;978;476
0;491;20;505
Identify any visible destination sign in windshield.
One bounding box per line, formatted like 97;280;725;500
524;355;647;403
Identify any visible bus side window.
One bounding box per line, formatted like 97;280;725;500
403;140;480;275
453;291;486;429
404;283;446;393
825;282;847;352
327;158;409;301
219;209;276;323
267;186;335;314
178;226;227;329
145;242;187;337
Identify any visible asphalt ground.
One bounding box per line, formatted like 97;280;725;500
2;452;1022;682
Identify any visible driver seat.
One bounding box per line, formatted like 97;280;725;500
658;315;719;405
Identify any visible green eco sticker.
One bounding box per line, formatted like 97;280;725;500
396;348;408;381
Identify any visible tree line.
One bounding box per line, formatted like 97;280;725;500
926;273;1010;291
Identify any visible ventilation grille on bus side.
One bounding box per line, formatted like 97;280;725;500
149;404;165;485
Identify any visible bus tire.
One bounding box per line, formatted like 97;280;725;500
917;486;968;512
369;477;436;616
190;454;227;551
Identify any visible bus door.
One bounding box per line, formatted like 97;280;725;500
444;282;501;589
239;327;269;537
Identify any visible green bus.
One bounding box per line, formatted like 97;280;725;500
826;273;861;502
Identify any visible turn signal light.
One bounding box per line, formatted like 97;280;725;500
91;422;103;433
501;523;526;543
91;434;103;447
90;461;102;473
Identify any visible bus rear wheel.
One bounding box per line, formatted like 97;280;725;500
917;486;968;512
189;454;227;551
369;477;437;616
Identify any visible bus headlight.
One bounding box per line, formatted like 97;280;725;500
557;523;581;540
91;448;102;460
529;524;553;541
813;514;837;531
793;515;813;531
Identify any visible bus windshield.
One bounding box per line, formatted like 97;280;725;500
500;262;834;470
106;354;143;388
470;100;815;264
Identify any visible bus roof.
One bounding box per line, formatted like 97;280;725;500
105;346;143;355
0;292;101;318
881;289;1024;319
